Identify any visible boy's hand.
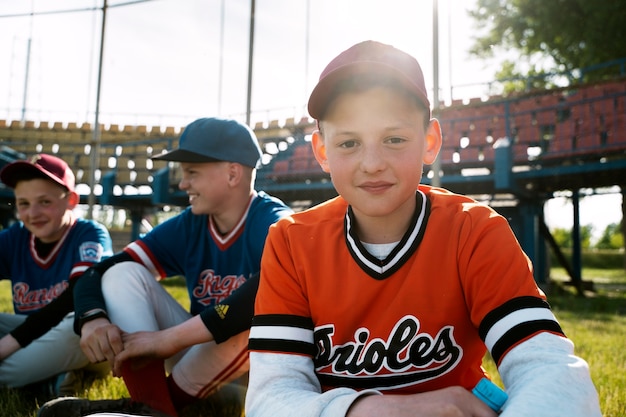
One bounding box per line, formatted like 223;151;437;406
111;315;216;375
347;386;498;417
79;317;124;365
112;329;180;376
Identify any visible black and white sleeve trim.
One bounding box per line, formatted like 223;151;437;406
249;314;316;356
479;296;565;364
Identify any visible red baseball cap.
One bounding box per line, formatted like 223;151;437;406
0;153;75;192
307;40;431;120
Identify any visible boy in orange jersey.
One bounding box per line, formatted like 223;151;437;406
246;41;601;417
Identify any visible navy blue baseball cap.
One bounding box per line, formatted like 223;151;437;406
152;118;262;168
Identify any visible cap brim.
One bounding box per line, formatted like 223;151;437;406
151;149;223;163
0;161;69;190
308;62;430;120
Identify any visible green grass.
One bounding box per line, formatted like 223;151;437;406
1;270;625;417
483;267;626;417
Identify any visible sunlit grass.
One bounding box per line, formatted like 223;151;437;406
484;267;626;417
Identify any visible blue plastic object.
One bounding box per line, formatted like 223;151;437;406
472;378;508;412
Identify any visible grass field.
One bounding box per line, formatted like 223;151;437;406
1;269;624;417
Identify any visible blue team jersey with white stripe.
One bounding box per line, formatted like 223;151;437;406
123;191;292;316
0;216;113;315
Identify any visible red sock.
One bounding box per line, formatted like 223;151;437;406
120;359;178;417
167;375;198;410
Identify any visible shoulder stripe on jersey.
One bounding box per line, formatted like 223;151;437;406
479;296;564;364
483;307;558;351
248;339;315;356
479;296;554;336
490;320;564;364
124;241;165;278
250;325;313;343
252;313;314;328
70;263;91;279
249;314;316;355
344;190;430;279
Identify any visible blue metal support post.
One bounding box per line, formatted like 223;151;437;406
571;190;582;286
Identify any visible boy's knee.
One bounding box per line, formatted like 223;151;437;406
101;261;153;296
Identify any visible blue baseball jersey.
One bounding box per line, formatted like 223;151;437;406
122;191;292;316
0;215;113;315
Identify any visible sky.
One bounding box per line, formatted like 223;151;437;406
0;0;502;127
0;0;623;240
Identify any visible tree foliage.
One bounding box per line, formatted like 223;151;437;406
468;0;626;87
551;224;593;249
552;223;624;250
596;222;625;250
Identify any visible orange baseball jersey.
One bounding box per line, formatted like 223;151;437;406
249;185;564;394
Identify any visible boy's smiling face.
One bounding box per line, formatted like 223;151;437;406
313;86;441;238
14;178;77;243
178;161;234;216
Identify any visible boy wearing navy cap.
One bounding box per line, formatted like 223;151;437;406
37;118;293;417
0;153;113;396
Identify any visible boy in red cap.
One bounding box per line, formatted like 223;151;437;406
246;41;601;416
0;153;112;397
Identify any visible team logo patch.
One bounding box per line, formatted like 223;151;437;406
79;242;103;262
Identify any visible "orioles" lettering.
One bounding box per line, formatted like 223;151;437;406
313;315;462;388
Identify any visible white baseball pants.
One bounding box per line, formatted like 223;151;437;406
101;261;249;398
0;312;105;388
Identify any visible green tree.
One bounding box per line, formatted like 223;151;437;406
552;227;572;248
469;0;626;87
595;222;624;250
551;225;592;249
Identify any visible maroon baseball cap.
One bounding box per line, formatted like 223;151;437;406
0;153;75;191
307;40;431;120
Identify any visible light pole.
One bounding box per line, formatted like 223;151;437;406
217;0;225;116
245;0;255;126
87;0;107;219
431;0;441;187
20;2;35;123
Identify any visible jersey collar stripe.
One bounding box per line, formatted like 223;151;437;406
344;190;429;278
210;192;257;247
385;190;427;266
483;307;558;352
29;214;77;268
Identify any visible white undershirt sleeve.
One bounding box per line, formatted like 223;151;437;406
497;332;601;417
246;351;380;417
